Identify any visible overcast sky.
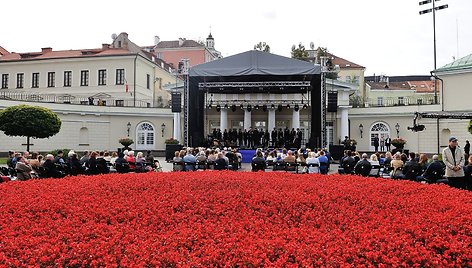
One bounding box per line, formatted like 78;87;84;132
1;0;471;76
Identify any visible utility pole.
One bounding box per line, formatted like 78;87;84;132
419;0;448;104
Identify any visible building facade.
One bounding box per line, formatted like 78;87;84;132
0;33;178;152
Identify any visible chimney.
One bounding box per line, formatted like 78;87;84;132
386;76;390;87
102;43;109;50
154;36;160;46
41;47;53;53
178;38;185;47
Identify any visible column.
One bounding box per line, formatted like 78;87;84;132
268;108;276;132
292;109;300;129
244;109;251;130
173;112;181;142
220;108;228;131
339;106;349;140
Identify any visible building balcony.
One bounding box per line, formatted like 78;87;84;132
0;91;170;108
351;95;438;108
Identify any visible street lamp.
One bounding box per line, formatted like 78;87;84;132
127;122;131;137
161;123;166;137
395;123;400;138
419;0;448;104
359;124;364;138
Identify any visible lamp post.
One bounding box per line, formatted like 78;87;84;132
395;123;400;138
127;122;131;137
419;0;448;104
161;123;166;137
359;124;364;138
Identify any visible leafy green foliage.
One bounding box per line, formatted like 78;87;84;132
254;42;270;52
468;120;472;135
0;105;61;139
291;43;309;61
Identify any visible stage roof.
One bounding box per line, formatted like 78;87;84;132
189;50;321;77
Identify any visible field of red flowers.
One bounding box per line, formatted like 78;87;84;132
0;172;470;267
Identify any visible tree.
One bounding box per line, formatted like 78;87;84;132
254;42;270;52
291;43;309;61
0;105;61;151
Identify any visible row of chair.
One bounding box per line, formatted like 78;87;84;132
252;161;329;174
172;160;240;172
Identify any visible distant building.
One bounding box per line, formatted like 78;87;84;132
0;33;180;152
0;32;177;108
143;33;222;69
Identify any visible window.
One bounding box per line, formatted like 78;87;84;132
16;73;24;88
398;97;404;105
47;72;55;87
80;70;89;86
98;69;106;86
63;71;72;87
79;127;89;146
254;121;267;131
417;99;423;105
115;100;124;107
1;74;8;89
377;97;384;106
116;69;125;85
32;73;39;88
136;122;155;150
370;122;390;151
146;74;150;89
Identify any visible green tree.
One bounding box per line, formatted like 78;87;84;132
0;105;61;151
291;43;309;61
254;42;270;52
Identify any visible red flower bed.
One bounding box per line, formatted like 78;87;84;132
0;172;470;266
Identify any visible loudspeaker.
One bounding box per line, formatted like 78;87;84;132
327;91;338;112
171;92;182;113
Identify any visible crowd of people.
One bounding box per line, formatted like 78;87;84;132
171;146;332;174
1;149;161;181
338;136;472;190
208;127;304;149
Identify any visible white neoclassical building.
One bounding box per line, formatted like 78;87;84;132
0;33;179;152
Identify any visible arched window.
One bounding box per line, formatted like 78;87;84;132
370;122;390;151
79;127;89;146
136;122;155;150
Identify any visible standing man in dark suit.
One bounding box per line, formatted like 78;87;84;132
385;136;392;152
296;128;303;149
278;128;284;147
373;136;379;152
271;128;278;148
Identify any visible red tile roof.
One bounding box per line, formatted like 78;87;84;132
367;80;438;93
367;81;412;90
329;53;365;69
0;46;9;56
408;81;438;93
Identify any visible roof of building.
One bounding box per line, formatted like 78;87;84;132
328;53;365;69
365;75;431;82
367;81;412;91
367;80;437;93
154;39;203;49
0;46;9;56
0;47;133;61
307;49;365;69
435;53;472;73
0;32;174;71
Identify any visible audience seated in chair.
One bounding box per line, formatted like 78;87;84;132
354;153;372;177
251;151;266;172
214;152;228;170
